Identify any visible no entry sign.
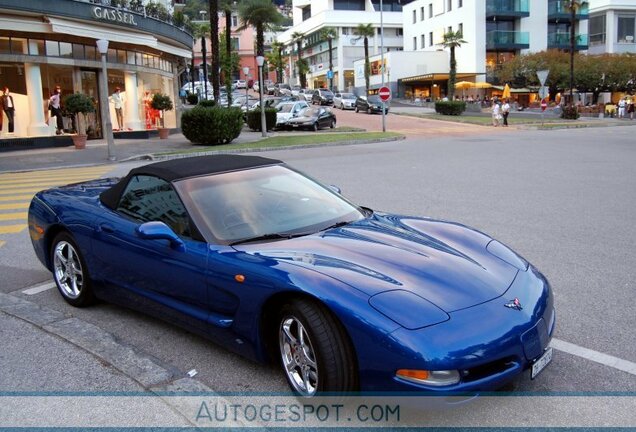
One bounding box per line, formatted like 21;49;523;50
378;86;391;102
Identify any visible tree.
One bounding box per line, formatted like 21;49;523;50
220;30;240;94
268;41;286;84
563;0;588;106
238;0;282;57
355;24;375;95
439;30;467;100
220;0;236;106
182;0;207;21
208;0;220;102
291;31;307;88
319;27;337;90
497;50;569;101
193;23;211;95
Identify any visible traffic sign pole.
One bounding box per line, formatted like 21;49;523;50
378;86;391;127
541;98;548;127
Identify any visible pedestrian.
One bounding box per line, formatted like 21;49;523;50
502;99;511;127
179;87;187;104
1;87;15;134
111;87;124;131
49;86;64;135
618;97;626;118
628;99;635;120
492;101;501;127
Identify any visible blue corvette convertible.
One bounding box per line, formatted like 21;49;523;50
28;155;554;396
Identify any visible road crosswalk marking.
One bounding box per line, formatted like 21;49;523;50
0;166;113;249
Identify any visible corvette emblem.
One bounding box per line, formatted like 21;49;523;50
504;298;523;311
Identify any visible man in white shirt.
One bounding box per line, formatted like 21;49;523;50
111;87;124;130
618;98;626;119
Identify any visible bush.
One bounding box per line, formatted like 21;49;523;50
63;93;95;135
434;101;467;116
245;108;277;131
198;99;216;108
182;106;243;145
186;93;199;105
560;105;580;120
151;93;173;112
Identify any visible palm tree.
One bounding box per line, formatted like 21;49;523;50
221;0;236;106
319;27;337;90
563;0;588;106
270;41;285;83
194;22;211;96
208;0;220;101
355;24;374;95
238;0;282;57
439;30;467;100
291;31;307;88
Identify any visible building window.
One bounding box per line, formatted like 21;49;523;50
342;27;349;35
231;15;238;27
429;32;433;46
72;43;85;60
447;0;452;11
458;23;463;36
231;37;239;50
458;0;462;6
428;3;433;18
448;26;452;34
589;15;606;46
413;9;416;23
420;6;425;20
334;0;365;11
421;34;426;48
617;16;635;43
302;6;311;21
45;40;59;56
413;36;417;50
396;28;403;36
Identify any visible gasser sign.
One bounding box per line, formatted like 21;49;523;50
92;7;139;26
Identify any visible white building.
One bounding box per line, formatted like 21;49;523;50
588;0;636;54
276;0;406;91
400;0;589;99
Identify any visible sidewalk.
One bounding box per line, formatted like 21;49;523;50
0;130;264;173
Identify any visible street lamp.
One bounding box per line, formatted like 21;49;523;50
256;55;267;137
242;66;250;110
96;39;115;161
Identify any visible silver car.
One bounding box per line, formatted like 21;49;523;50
333;92;357;110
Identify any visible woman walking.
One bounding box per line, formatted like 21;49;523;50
492;101;501;127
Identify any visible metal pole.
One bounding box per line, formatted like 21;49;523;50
380;0;386;132
201;36;208;99
259;65;267;137
99;52;116;161
245;75;249;110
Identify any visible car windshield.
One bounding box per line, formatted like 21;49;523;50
320;90;334;96
300;107;320;117
175;165;364;244
278;104;294;113
368;96;381;103
341;93;355;99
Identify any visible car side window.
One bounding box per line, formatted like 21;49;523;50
117;175;192;238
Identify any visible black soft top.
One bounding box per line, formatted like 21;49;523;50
100;154;282;210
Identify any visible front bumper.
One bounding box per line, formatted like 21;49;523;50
357;265;555;392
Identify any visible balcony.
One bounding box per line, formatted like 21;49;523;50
547;32;589;50
486;0;530;20
548;0;589;22
486;30;529;50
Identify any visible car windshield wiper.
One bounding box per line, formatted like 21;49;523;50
230;232;306;246
322;220;353;231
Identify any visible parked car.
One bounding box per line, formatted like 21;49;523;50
333;92;357;110
29;154;555;397
287;107;337;131
233;80;247;89
266;83;277;95
275;100;309;128
296;89;313;101
312;89;334;105
355;95;389;114
275;83;291;96
290;86;302;97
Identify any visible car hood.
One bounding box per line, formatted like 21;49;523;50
277;112;293;121
238;213;518;313
288;115;317;123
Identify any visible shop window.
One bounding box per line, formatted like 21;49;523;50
45;40;59;57
85;45;97;61
107;48;117;62
117;50;126;63
136;52;143;66
10;38;26;55
0;62;27;95
72;44;85;59
28;39;44;56
59;42;73;58
0;38;10;54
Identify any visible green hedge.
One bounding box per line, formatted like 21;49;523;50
560;105;580;120
198;99;216;108
186;93;198;105
435;101;467;116
181;106;243;145
245;108;277;131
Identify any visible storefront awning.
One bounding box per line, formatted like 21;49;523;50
0;16;49;33
155;41;192;59
401;73;480;83
47;16;157;50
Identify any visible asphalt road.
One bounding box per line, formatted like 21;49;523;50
1;123;635;417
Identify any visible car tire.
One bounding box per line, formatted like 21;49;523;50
313;122;319;132
278;299;357;396
366;107;371;114
355;106;359;113
330;120;335;129
50;232;95;307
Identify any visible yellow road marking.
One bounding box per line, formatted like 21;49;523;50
0;167;111;179
0;194;34;202
0;212;28;221
0;224;26;234
0;187;53;195
0;175;106;187
0;202;30;210
0;240;5;248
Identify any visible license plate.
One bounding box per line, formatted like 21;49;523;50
531;347;553;379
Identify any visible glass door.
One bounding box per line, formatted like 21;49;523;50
80;70;102;139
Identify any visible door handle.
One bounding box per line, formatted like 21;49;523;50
98;223;115;233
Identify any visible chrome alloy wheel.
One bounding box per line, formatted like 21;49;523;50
280;317;319;396
53;241;84;299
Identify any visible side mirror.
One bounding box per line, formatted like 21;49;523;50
136;221;185;252
328;185;342;194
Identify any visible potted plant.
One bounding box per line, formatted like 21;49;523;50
63;93;95;149
151;93;174;139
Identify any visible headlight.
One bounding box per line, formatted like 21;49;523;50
396;369;461;387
